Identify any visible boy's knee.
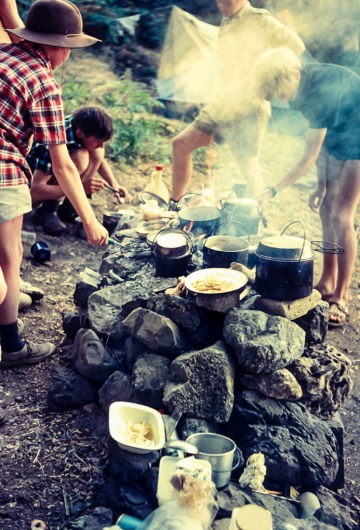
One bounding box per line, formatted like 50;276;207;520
0;269;7;305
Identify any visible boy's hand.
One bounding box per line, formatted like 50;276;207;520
114;185;133;203
83;177;106;194
82;218;109;246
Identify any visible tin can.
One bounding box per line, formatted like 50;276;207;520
116;514;143;529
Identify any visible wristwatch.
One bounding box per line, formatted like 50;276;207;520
266;186;277;198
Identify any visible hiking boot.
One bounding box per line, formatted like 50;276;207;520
0;341;56;368
19;292;32;310
41;212;70;236
58;198;78;224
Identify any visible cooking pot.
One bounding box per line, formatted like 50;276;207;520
177;193;221;236
255;221;344;300
221;193;262;235
153;228;193;277
202;222;250;268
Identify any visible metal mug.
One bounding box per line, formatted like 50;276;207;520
30;241;51;262
186;432;242;489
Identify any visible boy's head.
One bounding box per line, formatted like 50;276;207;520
72;107;114;142
6;0;100;49
252;47;302;101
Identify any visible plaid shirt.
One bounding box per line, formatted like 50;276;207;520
27;115;83;175
0;42;66;187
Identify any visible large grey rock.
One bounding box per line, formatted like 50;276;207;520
73;328;121;384
73;268;102;308
122;308;186;356
133;353;171;408
228;391;340;488
47;365;98;412
163;341;235;422
223;309;305;374
239;369;303;401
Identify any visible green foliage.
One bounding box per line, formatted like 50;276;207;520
60;82;92;114
95;72;170;163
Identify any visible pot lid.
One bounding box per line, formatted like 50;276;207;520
256;235;313;260
157;232;188;249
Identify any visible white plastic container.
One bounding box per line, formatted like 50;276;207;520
109;402;166;454
157;456;182;506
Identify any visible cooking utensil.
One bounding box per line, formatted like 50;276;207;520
202;222;250;268
255;221;343;300
221;192;262;235
185;267;248;295
136;219;169;240
176;193;221;236
138;191;168;210
164;405;182;440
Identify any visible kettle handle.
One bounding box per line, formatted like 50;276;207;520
311;240;344;254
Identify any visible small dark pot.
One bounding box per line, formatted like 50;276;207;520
222;198;262;235
155;251;191;278
203;235;249;268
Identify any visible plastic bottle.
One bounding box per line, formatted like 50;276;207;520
21;230;37;245
144;164;170;204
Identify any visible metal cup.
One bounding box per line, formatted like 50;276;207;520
30;241;51;262
186;433;242;488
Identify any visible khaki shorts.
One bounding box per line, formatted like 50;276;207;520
0;184;32;224
194;97;270;157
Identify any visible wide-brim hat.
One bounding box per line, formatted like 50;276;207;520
6;0;100;49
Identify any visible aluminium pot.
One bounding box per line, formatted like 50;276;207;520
177;193;221;236
153;228;194;277
254;222;344;301
202;222;250;268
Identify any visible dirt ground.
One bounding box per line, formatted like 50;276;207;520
0;53;359;530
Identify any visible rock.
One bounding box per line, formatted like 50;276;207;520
73;328;122;384
253;289;322;320
62;310;90;339
288;343;353;419
68;506;113;530
294;300;329;344
133;353;171;408
299;491;321;518
223;309;305;374
228;391;340;487
98;371;134;411
238;369;303;401
122;308;186;356
47;365;98;411
19;278;44;301
73;268;102;308
163;341;235;422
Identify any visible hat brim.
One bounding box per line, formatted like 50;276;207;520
6;27;100;48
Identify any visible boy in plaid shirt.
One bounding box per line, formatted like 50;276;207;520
0;0;108;369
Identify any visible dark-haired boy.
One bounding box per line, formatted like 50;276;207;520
28;106;133;235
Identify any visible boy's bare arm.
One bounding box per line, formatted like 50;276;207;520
0;0;24;43
49;143;108;245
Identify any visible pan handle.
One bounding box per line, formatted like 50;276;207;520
311;240;344;254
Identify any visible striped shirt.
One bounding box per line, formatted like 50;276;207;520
0;41;66;187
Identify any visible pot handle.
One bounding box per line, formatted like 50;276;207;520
280;220;307;260
311;240;344;254
151;225;194;252
177;192;221;212
203;221;250;247
231;446;243;471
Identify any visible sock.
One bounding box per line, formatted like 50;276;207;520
0;322;25;353
36;200;60;214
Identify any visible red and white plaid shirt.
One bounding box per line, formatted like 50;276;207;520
0;42;66;187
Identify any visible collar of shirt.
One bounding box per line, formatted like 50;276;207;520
222;1;250;24
66;115;84;149
18;41;52;71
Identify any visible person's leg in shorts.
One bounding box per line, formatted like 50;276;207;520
0;186;55;368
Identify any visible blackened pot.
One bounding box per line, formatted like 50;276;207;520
255;254;313;300
203;235;249;268
155;251;192;278
178;205;221;236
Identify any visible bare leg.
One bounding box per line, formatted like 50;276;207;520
236;156;264;196
0;216;23;325
171;124;213;201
